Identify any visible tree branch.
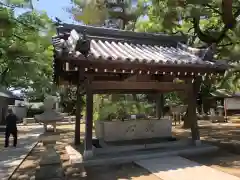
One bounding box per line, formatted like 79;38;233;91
0;67;9;85
13;34;27;41
218;41;240;47
12;17;37;31
187;27;194;33
193;0;240;45
215;8;240;43
0;1;33;9
192;17;217;44
204;4;222;15
0;2;38;31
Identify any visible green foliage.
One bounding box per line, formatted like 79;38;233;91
69;0;108;25
95;94;156;121
69;0;148;30
135;0;240;93
3;0;34;9
0;1;56;99
60;86;82;115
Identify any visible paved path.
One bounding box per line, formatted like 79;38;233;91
0;126;43;180
135;156;240;180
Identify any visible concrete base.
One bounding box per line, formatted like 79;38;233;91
65;141;219;167
83;150;93;160
82;144;219;167
95;139;192;155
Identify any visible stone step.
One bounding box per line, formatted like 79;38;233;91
65;145;83;164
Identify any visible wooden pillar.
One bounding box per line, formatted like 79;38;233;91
187;77;201;144
156;94;164;119
74;70;84;145
74;83;81;145
84;78;93;159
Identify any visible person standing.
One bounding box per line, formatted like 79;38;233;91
4;108;18;147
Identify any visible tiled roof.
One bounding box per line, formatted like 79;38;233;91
54;39;208;65
52;24;228;69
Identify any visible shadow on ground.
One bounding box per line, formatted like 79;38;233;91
174;121;240;154
85;163;159;180
172;121;240;178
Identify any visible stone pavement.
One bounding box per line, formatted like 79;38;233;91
0;125;43;180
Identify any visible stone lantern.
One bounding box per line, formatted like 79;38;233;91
217;105;224;117
216;105;226;122
35;96;64;179
34;95;63;132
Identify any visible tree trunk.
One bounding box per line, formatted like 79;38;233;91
222;0;236;28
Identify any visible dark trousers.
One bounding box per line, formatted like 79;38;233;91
5;128;17;147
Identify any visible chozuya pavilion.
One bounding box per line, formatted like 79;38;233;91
52;23;228;162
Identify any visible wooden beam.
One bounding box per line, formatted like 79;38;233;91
58;70;208;86
90;81;190;91
124;74;152;82
93;90;166;94
58;56;227;74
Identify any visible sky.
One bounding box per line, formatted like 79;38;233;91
32;0;76;23
14;0;75;23
14;0;139;24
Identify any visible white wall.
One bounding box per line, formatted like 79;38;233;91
224;98;240;110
